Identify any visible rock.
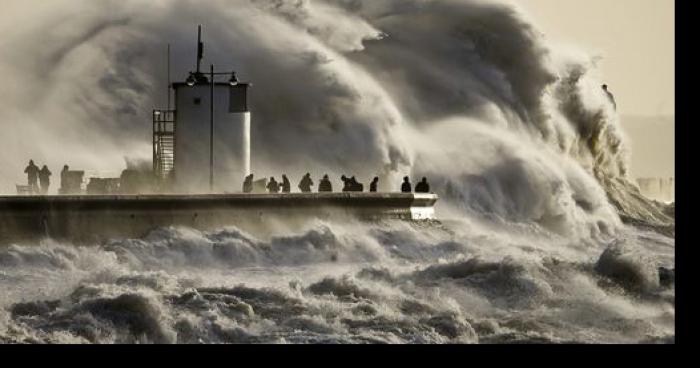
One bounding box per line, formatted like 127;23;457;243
595;243;659;293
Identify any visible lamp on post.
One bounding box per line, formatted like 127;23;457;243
209;64;214;192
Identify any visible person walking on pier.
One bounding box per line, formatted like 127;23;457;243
298;173;313;193
24;160;40;194
370;177;379;192
401;176;412;193
267;177;280;193
281;175;291;193
415;177;430;193
319;174;333;192
39;165;52;195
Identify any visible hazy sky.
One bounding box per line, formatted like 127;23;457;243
517;0;675;117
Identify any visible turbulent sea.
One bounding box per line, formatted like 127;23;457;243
0;0;675;343
0;216;674;344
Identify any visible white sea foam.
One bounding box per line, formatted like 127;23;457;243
0;0;674;344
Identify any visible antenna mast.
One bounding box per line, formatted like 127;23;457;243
196;25;204;75
167;43;171;111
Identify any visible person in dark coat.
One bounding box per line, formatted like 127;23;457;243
281;175;291;193
60;165;70;191
24;160;40;194
415;177;430;193
350;176;363;192
319;175;333;192
267;177;280;193
298;173;313;193
369;177;379;192
341;175;352;192
243;174;254;193
38;165;52;195
401;176;412;193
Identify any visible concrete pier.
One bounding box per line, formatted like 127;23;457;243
0;193;438;244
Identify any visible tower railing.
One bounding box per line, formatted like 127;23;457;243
153;110;176;181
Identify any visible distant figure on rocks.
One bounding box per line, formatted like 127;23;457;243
281;175;291;193
24;160;40;194
267;177;280;193
319;175;333;192
602;84;616;110
415;177;430;193
243;174;254;193
39;165;52;195
370;177;379;192
401;176;412;193
298;173;313;193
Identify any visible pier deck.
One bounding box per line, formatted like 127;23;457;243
0;193;438;244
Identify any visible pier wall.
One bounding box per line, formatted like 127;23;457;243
0;193;437;245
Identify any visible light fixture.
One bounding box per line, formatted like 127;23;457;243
229;72;239;86
186;73;197;87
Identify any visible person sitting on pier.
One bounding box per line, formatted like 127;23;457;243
267;177;280;193
370;177;379;192
298;173;313;193
282;174;291;193
39;165;52;195
24;160;40;194
401;176;412;193
415;177;430;193
319;174;333;192
243;174;254;193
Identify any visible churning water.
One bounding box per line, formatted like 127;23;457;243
0;0;674;343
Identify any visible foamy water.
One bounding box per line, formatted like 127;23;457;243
0;0;674;344
0;217;674;344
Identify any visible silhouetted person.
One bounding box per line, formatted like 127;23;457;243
24;160;40;194
415;177;430;193
39;165;52;195
350;176;363;192
319;175;333;192
60;165;69;188
281;175;291;193
602;84;616;110
243;174;254;193
370;177;379;192
341;175;351;192
401;176;412;193
267;177;280;193
298;173;313;193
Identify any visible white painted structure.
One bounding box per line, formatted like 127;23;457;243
173;82;250;193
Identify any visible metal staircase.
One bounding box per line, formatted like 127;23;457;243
153;110;176;180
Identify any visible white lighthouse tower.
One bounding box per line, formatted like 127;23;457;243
153;26;250;194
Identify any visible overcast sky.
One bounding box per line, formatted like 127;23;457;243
517;0;674;117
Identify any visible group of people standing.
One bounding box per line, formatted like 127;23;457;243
23;160;53;195
243;173;431;194
23;160;74;195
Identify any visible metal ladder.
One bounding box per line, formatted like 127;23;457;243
153;110;176;180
